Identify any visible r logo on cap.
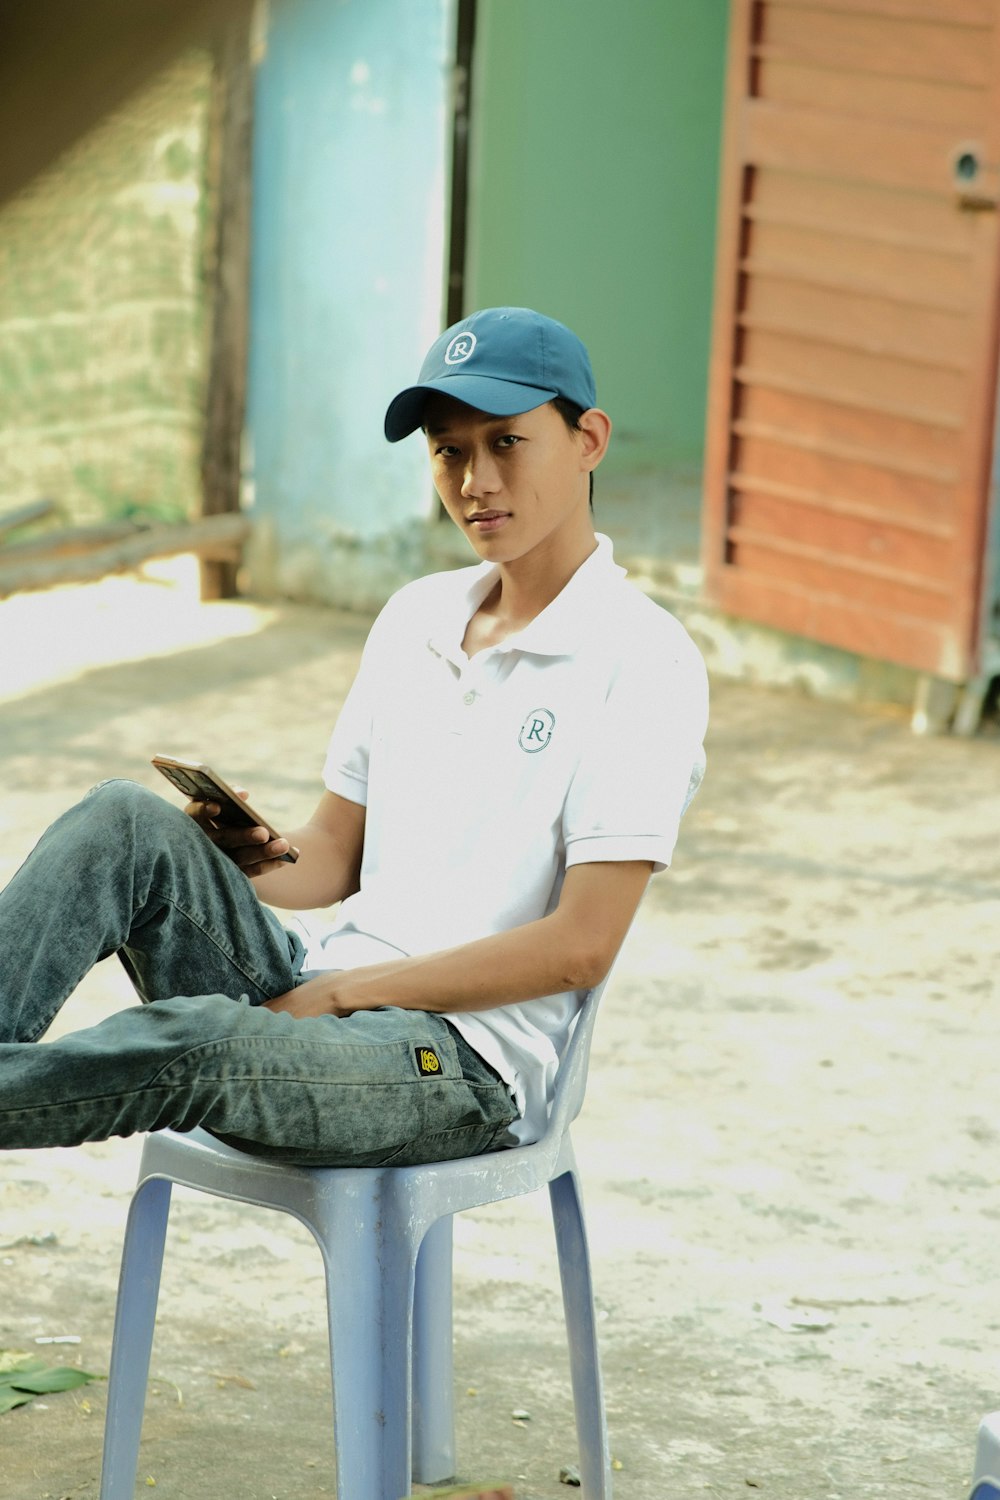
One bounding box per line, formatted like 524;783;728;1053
444;332;477;365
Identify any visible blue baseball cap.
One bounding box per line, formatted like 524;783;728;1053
384;306;597;442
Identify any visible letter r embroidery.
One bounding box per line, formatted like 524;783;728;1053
518;708;556;753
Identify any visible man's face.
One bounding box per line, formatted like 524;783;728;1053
423;394;593;566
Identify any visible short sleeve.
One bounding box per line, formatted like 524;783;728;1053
562;628;708;873
320;596;406;806
321;668;373;806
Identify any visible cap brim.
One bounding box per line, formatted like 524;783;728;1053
384;375;558;442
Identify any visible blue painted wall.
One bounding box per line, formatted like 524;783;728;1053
246;0;454;606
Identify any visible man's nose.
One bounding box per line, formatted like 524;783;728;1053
461;448;501;498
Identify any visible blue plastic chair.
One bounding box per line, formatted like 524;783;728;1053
98;977;614;1500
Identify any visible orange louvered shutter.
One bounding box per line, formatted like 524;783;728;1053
702;0;1000;680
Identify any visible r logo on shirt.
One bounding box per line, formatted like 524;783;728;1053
518;708;555;753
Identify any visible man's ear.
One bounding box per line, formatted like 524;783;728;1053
577;408;612;474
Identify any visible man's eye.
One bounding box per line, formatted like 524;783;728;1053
435;445;460;458
495;434;521;449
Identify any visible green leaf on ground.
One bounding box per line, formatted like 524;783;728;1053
0;1352;103;1415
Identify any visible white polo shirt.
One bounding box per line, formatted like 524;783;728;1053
298;534;708;1143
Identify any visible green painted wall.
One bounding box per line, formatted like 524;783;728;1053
466;0;728;475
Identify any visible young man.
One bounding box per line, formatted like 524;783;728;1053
0;307;708;1165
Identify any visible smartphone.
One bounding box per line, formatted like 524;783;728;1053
151;755;299;863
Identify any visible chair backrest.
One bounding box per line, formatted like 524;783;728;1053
541;968;613;1145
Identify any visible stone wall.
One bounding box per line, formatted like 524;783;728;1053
0;52;213;529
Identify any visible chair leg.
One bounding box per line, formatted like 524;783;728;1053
549;1170;612;1500
318;1181;416;1500
99;1176;173;1500
411;1214;455;1483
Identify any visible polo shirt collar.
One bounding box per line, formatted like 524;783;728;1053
429;533;625;664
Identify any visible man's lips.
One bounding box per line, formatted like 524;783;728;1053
470;510;512;534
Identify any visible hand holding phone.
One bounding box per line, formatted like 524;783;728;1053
151;755;299;865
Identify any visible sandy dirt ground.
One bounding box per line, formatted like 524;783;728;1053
0;563;999;1500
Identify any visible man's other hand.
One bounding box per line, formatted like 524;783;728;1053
263;974;344;1019
184;793;292;877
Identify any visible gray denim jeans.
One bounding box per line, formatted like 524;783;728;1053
0;780;518;1166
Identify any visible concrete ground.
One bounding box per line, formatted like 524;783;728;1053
0;562;999;1500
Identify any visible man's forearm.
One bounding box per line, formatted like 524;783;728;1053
261;860;652;1023
250;821;360;909
326;908;605;1016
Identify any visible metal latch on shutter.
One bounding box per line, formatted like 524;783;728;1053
952;144;1000;212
